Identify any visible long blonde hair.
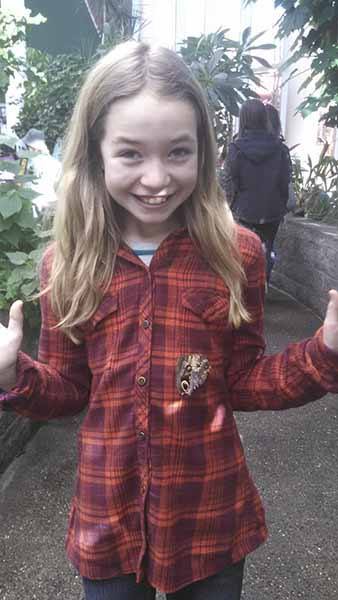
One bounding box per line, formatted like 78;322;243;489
47;41;249;342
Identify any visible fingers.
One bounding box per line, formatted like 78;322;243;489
327;290;338;316
328;289;338;302
323;290;338;353
8;300;24;334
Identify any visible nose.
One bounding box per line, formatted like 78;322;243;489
139;159;171;191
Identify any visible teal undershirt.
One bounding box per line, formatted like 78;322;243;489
130;242;158;266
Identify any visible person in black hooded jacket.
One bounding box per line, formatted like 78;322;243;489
224;99;291;282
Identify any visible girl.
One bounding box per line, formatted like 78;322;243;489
265;102;283;140
224;99;291;283
265;102;296;214
0;41;338;600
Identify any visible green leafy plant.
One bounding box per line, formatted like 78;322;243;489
0;135;51;332
290;155;306;211
16;49;91;151
16;24;136;149
291;143;338;222
245;0;338;128
180;27;275;158
99;0;142;43
0;6;45;100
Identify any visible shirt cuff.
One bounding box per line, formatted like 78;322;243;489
0;351;37;410
306;327;338;391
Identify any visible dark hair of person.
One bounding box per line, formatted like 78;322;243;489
238;98;268;137
265;103;282;139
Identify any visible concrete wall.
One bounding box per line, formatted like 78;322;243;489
272;216;338;318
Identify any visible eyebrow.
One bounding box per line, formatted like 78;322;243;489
112;134;197;145
170;134;197;144
112;136;141;145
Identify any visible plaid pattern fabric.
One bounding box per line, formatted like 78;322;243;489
2;226;338;593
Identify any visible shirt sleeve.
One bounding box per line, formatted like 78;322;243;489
0;250;91;420
227;235;338;411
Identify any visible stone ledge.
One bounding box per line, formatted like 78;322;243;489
0;411;41;475
272;216;338;318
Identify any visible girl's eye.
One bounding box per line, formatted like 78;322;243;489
170;147;192;159
118;150;141;160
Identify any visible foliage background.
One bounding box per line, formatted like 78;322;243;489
0;135;50;330
16;49;91;150
245;0;338;128
0;8;48;329
0;7;45;102
180;27;275;159
16;1;142;150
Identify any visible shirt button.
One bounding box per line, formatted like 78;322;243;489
138;431;146;441
137;375;147;386
142;319;150;329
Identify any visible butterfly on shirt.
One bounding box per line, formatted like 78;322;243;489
176;353;211;396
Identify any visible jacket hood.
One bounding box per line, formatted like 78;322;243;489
234;130;281;164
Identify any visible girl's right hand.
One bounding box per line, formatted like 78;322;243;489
0;300;24;391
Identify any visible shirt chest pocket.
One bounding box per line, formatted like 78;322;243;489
179;289;231;359
85;294;119;374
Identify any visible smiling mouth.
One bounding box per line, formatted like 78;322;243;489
134;195;172;206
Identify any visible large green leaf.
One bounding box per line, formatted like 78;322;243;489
241;27;252;47
213;73;245;90
0;226;22;249
29;248;44;262
6;265;35;286
5;251;29;265
250;55;272;69
15;202;35;229
0;192;22;219
244;30;266;46
246;43;276;51
21;280;38;298
215;86;240;116
0;215;13;232
207;48;224;75
17;187;40;202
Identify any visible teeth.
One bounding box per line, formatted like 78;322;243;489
137;196;168;206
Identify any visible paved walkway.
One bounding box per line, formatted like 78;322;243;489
0;287;337;599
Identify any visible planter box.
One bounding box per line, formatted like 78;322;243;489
272;216;338;318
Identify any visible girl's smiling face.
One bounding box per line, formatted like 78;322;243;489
100;89;198;243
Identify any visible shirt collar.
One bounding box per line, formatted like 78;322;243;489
117;227;193;268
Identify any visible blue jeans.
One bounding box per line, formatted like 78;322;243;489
82;559;245;600
238;219;280;283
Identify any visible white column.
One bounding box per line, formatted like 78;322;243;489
137;0;176;49
137;0;242;49
282;51;320;163
132;0;143;40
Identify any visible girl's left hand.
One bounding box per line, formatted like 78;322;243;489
323;290;338;353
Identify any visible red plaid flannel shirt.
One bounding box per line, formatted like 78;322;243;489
2;226;338;593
